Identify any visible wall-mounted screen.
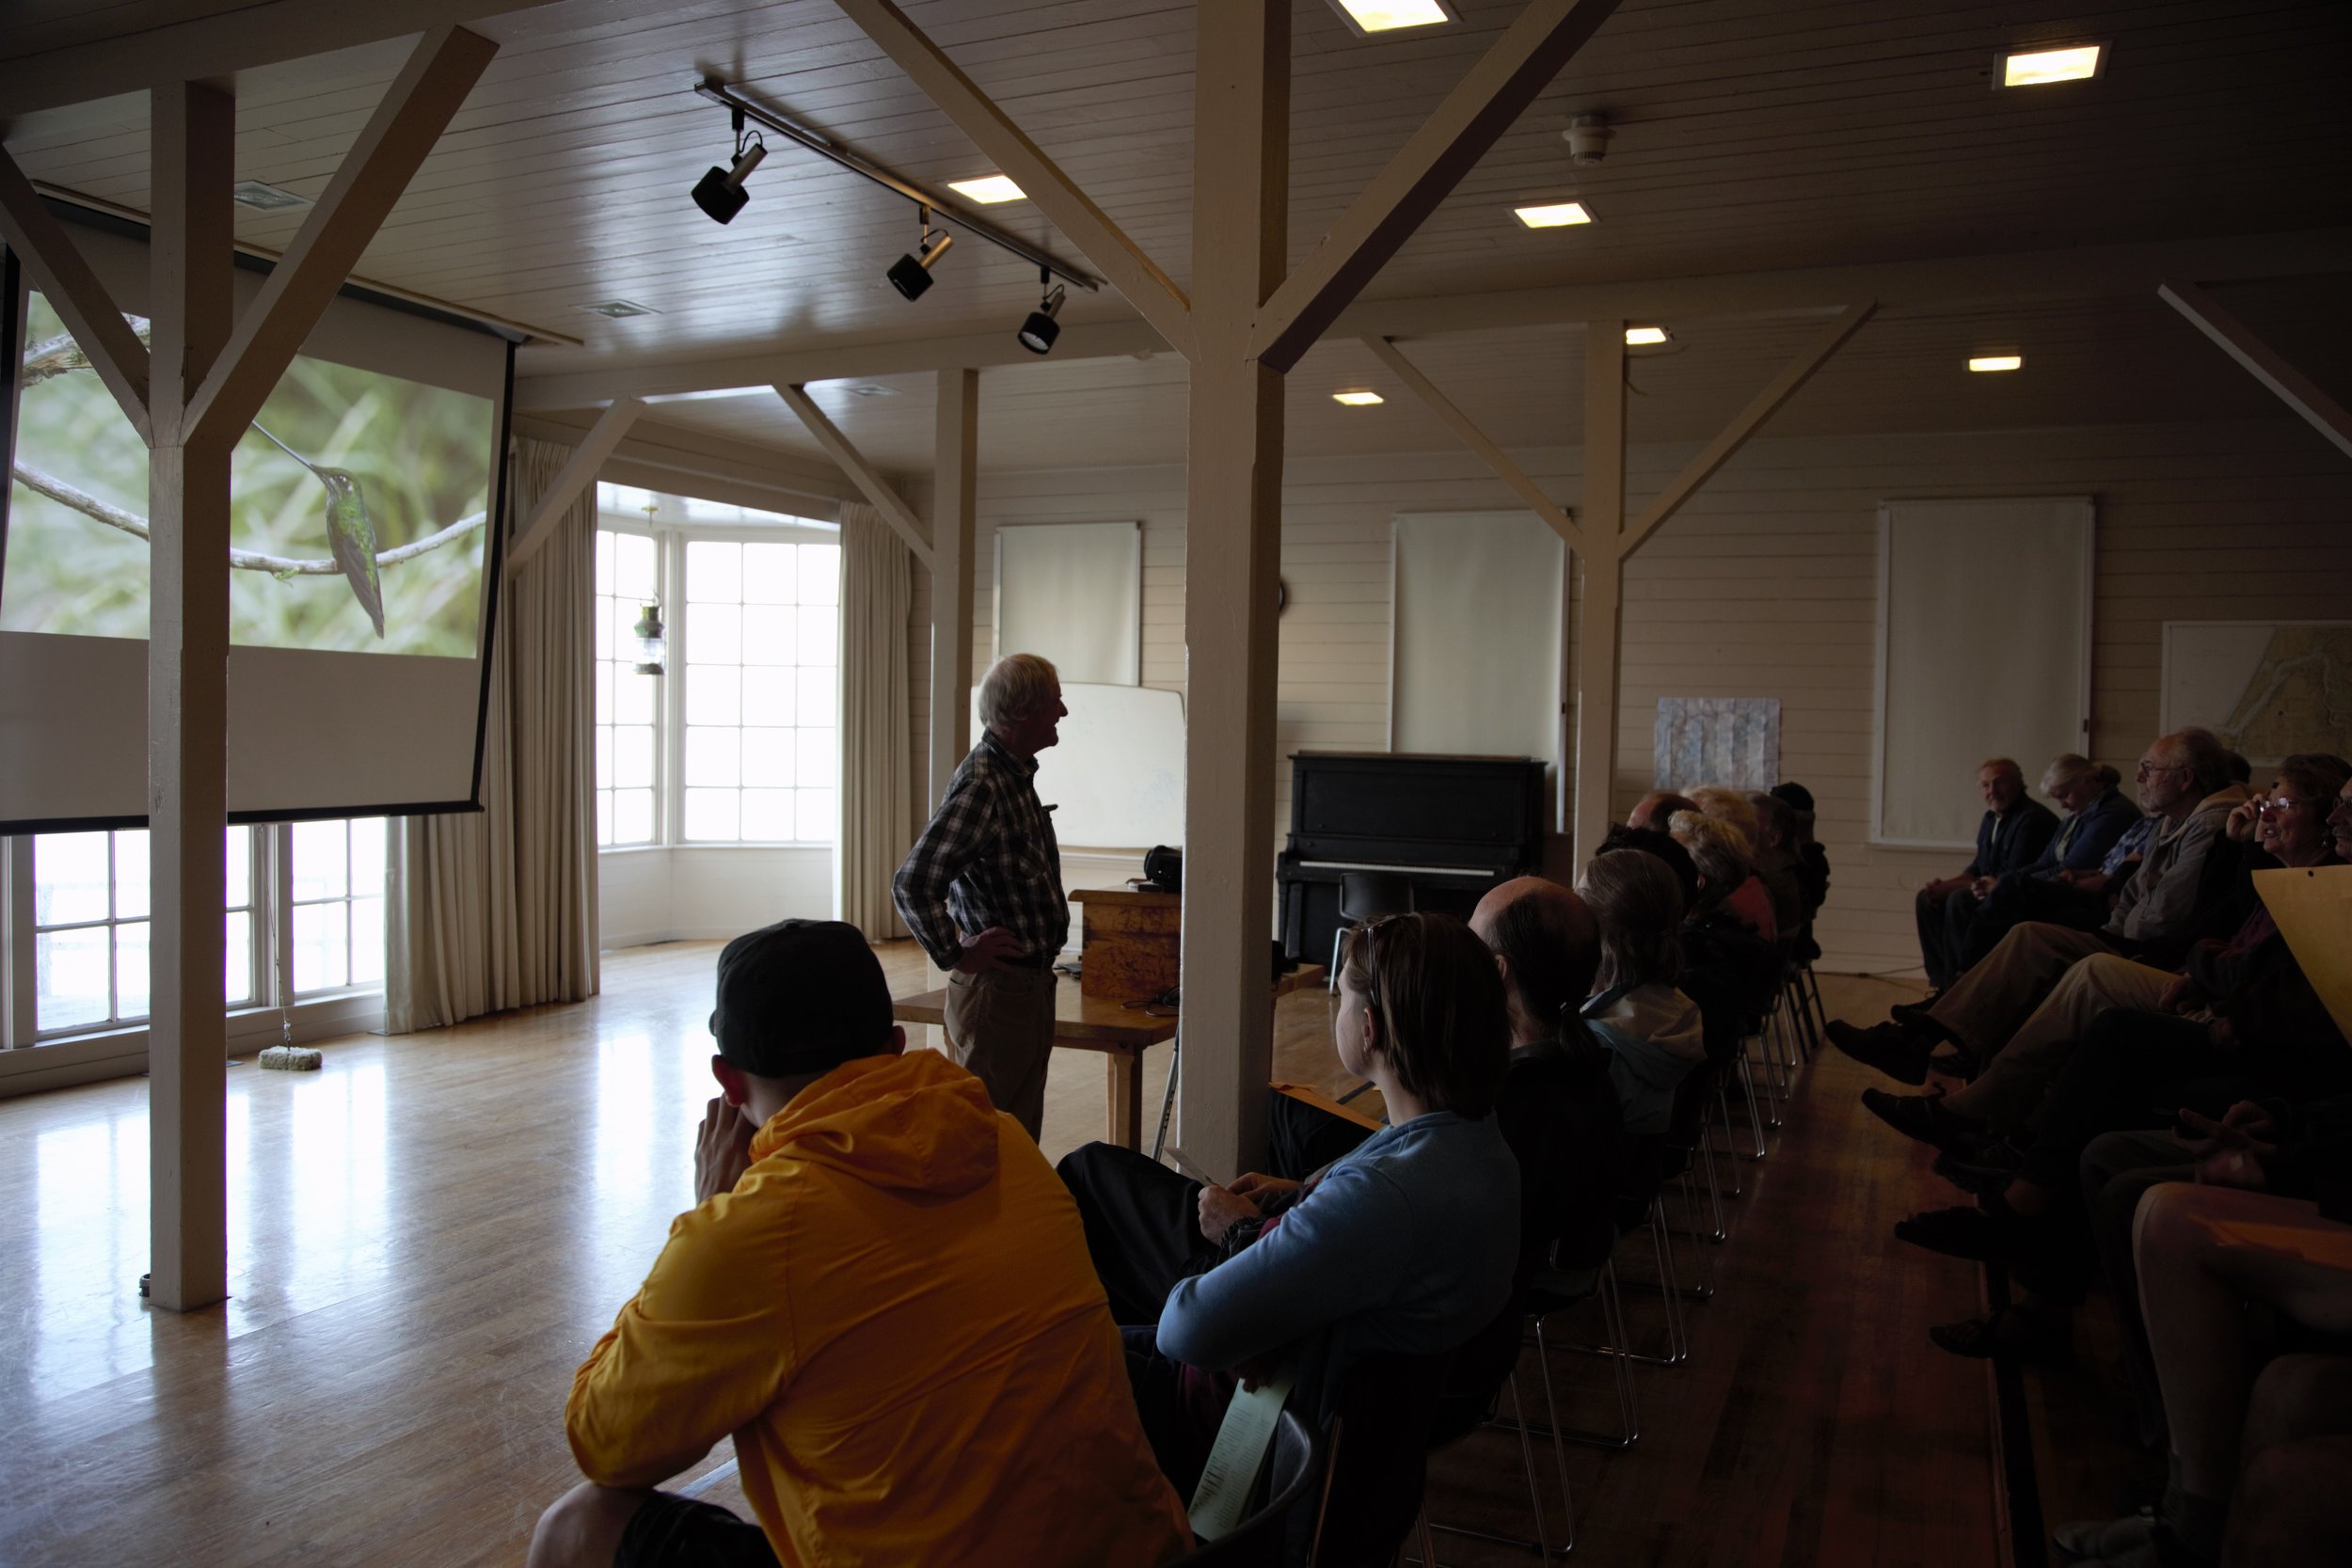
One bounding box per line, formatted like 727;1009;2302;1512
0;214;513;831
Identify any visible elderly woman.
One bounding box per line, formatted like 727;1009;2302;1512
1670;808;1777;942
1578;850;1708;1138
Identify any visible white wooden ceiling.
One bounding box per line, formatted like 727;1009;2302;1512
6;0;2350;463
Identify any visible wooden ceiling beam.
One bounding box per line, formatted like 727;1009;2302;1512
1248;0;1626;373
1621;300;1877;557
1363;335;1588;557
187;24;498;450
507;396;644;573
512;228;2348;413
774;383;934;569
0;0;545;117
832;0;1194;359
2158;279;2352;463
0;147;151;440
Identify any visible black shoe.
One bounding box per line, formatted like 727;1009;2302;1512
1890;992;1942;1023
1930;1303;2074;1364
1895;1202;2035;1262
1860;1085;1989;1155
1825;1020;1932;1085
1932;1143;2022;1195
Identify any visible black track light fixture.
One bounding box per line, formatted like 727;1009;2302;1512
692;112;766;225
887;206;955;301
1018;271;1066;355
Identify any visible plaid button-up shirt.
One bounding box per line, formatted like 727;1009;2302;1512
893;733;1069;971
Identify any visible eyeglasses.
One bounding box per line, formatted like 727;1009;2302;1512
2258;796;2307;815
2136;760;2188;779
1347;912;1408;1018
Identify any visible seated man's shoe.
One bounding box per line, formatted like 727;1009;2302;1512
2053;1509;2153;1562
1931;1142;2022;1195
1895;1202;2036;1262
1929;1303;2074;1364
1860;1085;1988;1155
1889;991;1941;1023
1824;1021;1932;1085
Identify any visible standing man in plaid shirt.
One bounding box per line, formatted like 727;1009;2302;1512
893;653;1070;1139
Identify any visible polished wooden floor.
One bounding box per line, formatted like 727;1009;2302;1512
0;946;2008;1565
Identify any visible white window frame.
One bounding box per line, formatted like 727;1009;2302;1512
595;518;667;850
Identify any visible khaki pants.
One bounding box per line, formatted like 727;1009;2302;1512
1950;952;2181;1127
944;964;1057;1140
1927;921;2114;1060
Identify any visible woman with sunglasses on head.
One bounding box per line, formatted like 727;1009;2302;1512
1576;849;1708;1138
1132;911;1520;1501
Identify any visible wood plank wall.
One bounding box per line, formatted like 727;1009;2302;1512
901;417;2352;976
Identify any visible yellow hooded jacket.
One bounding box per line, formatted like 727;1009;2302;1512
566;1048;1190;1566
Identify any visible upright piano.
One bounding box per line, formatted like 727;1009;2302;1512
1277;752;1548;962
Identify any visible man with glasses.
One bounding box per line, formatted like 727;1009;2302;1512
1831;727;2248;1087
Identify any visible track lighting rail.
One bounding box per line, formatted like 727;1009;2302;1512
693;78;1101;293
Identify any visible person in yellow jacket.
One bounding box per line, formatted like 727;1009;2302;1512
529;919;1191;1568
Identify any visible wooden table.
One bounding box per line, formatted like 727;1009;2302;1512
893;963;1326;1149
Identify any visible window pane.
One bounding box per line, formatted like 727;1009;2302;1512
115;921;151;1021
596;528;614;591
741;788;794;841
741;605;796;666
613;669;657;725
595;726;612;786
351;896;387;987
292;819;347;901
349;817;386;899
796;728;835;792
796;604;837;666
35;927;110;1032
113;829;151;920
683;726;740;787
740;728;794;788
596;659;613;722
741;671;795;728
682;788;739;842
686;540;741;602
34;832;110;925
597;792;612;847
684;666;739;726
224;826;251;910
795;788;836;844
612;726;654;789
688;602;741;665
743;542;797;604
796;666;837;729
610;599;644;661
613;532;658;598
294;902;347;993
225;911;254;1005
596;598;614;659
613;789;655;845
798;544;838;605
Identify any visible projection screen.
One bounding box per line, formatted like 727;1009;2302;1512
0;214;513;832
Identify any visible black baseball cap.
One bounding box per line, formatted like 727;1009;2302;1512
708;919;895;1078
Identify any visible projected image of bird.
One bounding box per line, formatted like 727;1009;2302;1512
254;422;386;638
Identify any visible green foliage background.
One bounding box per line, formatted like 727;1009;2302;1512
3;293;496;657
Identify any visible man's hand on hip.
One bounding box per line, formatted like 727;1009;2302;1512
956;927;1022;973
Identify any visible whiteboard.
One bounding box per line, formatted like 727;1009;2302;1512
1873;498;2094;847
969;680;1185;850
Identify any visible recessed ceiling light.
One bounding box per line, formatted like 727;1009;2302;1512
1332;390;1384;406
1513;201;1592;230
1624;325;1671;346
1968;355;2024;372
580;299;658;319
846;384;900;398
231;180;309;212
946;174;1026;204
1327;0;1457;37
1997;43;2106;87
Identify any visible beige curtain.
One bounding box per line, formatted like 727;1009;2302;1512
387;437;600;1031
837;501;913;938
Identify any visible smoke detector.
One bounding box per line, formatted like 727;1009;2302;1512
1563;113;1612;166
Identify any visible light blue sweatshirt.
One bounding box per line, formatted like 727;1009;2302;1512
1155;1109;1519;1423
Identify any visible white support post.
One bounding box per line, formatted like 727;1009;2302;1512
1572;321;1626;869
146;80;236;1312
929;369;977;810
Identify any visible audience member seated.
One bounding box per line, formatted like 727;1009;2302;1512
1913;757;2061;993
531;920;1188;1568
1671;808;1776;942
1578;850;1707;1138
1932;754;2141;983
1770;781;1832;931
1860;754;2349;1148
1126;912;1519;1498
1744;790;1808;939
1826;727;2247;1087
1057;881;1623;1327
1628;789;1700;832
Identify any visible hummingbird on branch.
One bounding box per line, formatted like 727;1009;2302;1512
252;422;385;638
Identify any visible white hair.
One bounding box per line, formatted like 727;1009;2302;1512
979;653;1059;733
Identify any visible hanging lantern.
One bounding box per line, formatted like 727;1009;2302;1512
631;603;667;675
